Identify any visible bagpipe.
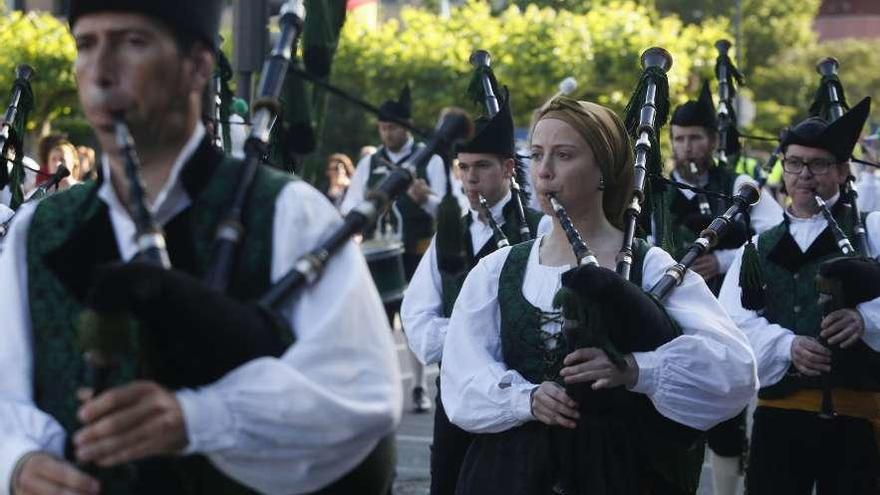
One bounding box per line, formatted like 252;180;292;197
713;39;743;171
648;183;759;301
546;47;722;495
815;57;870;255
0;163;68;238
80;0;308;392
811;193;880;420
469;49;532;241
0;64;35;210
478;193;510;249
616;47;673;279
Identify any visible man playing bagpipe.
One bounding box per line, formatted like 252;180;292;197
0;1;401;494
340;85;446;413
719;97;880;494
661;80;784;495
663;81;783;289
400;87;543;495
341;85;448;278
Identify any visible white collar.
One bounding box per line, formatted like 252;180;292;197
98;123;206;224
469;189;512;225
384;136;414;161
785;191;841;223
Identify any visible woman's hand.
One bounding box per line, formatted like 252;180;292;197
530;382;579;429
559;348;638;390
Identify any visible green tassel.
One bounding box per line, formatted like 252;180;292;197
8;150;25;210
623;64;671;253
435;193;466;273
466;65;500;111
215;50;235;154
77;309;136;358
739;239;765;311
552;283;626;369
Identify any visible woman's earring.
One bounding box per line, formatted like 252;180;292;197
598;176;606;191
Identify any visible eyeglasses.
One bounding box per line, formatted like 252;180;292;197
781;156;838;175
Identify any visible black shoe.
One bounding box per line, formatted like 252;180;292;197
412;386;432;413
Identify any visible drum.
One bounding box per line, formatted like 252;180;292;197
361;239;407;304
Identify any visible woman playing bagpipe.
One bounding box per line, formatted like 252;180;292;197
440;66;757;493
719;97;880;494
400;53;544;495
0;1;401;494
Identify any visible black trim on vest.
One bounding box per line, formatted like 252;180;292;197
42;138;224;302
766;224;839;274
45;201;119;302
179;138;226;198
766;201;851;274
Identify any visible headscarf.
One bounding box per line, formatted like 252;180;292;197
533;97;633;229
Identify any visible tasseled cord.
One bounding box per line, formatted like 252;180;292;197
435;155;467;274
552;285;627;370
466;64;500;110
623;66;673;253
738;211;765;311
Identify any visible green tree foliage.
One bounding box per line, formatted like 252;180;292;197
654;0;821;76
750;38;880;136
0;9;79;141
320;0;728;168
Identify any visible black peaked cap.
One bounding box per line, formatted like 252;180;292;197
378;85;412;122
456;88;515;157
781;96;871;162
671;80;717;130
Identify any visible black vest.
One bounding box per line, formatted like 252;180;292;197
367;143;434;252
437;197;543;317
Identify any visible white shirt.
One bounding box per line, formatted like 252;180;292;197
402;192;554;365
668;169;784;273
0;204;12;225
856;167;880;213
718;196;880;389
440;235;758;434
0;123;402;495
340;136;447;217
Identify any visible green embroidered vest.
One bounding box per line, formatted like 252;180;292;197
757;202;879;397
496;238;650;384
438;200;543;317
27;148;293;495
497;238;704;492
367;143;434;252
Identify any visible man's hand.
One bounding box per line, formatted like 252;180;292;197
790;336;832;376
407;178;431;205
690;254;720;281
559;348;638;390
530;382;579;429
73;381;187;467
820;308;865;349
12;452;99;495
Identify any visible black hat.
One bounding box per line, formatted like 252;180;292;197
456;88;515;157
378;85;412;123
671;80;717;130
68;0;223;49
780;97;871;162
